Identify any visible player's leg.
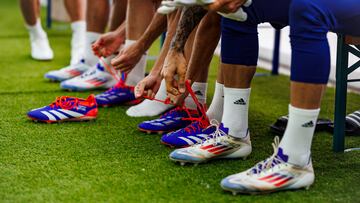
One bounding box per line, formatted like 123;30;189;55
159;12;222;147
124;0;156;86
19;0;53;60
184;11;221;109
58;0;128;91
169;17;257;161
221;0;360;195
85;0;110;67
127;10;182;117
64;0;86;65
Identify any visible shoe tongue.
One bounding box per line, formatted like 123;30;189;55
219;123;229;134
276;147;289;163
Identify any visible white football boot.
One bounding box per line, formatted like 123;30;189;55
169;120;252;165
60;61;116;91
26;21;54;61
45;60;91;82
220;136;315;195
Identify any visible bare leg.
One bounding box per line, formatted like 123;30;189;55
86;0;110;33
20;0;53;60
109;0;127;31
221;64;256;88
19;0;39;26
126;0;155;40
64;0;86;22
125;0;156;86
291;82;325;109
186;12;221;83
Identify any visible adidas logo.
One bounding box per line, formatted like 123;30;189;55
234;98;246;105
302;121;314;128
194;90;203;96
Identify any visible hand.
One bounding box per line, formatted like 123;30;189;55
161;50;187;100
134;74;162;99
92;31;125;57
111;42;145;74
206;0;248;13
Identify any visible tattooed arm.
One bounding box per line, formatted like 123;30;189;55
170;6;207;53
162;6;207;101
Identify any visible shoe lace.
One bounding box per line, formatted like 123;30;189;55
199;119;227;146
161;106;184;117
249;136;284;175
50;96;79;110
99;57;121;81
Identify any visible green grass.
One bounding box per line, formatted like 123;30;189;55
0;1;359;202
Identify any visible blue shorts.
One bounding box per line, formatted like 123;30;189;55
221;0;360;84
221;0;291;66
290;0;360;84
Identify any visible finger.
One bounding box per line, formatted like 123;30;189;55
164;75;180;96
135;82;145;98
147;89;153;99
111;52;126;67
177;67;186;93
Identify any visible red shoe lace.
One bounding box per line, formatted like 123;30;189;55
145;80;209;127
183;116;210;133
50;96;79;110
99;57;121;81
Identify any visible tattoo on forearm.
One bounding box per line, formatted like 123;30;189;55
170;6;207;53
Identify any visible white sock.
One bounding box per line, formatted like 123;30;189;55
85;31;101;66
70;21;86;65
184;82;208;109
279;105;320;166
124;40;147;86
206;82;224;122
126;80;173;117
222;87;251;139
26;19;47;40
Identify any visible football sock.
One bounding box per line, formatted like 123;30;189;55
26;19;47;40
126;80;173;117
70;21;86;65
279;105;320;166
124;40;147;87
85;31;101;66
222;87;251;139
185;82;208;109
206;81;224;122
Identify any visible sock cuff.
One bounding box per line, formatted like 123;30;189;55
86;31;101;39
125;39;137;48
192;82;208;90
215;81;224;88
289;105;320;116
71;21;86;30
25;18;41;29
224;87;251;95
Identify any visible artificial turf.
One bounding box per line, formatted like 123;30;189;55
0;0;359;202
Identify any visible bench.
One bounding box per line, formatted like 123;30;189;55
333;35;360;152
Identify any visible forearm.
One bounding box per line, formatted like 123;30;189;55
138;13;168;52
170;6;207;53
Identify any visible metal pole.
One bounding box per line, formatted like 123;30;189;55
272;29;281;75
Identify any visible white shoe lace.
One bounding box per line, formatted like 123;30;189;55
200;119;227;146
249;136;285;175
